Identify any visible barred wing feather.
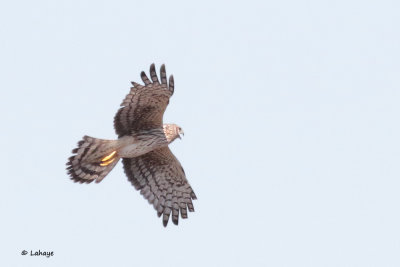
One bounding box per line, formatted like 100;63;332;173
122;147;197;226
114;64;174;137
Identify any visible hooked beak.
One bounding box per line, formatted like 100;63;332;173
178;130;184;139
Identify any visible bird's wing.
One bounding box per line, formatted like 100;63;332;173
122;147;197;226
114;63;174;137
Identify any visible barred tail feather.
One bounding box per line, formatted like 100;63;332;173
66;136;121;183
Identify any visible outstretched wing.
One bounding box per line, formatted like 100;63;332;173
114;63;175;137
122;147;197;226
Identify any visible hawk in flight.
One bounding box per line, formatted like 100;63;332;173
66;64;197;227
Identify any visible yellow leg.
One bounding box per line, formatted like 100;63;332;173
100;157;116;166
101;151;116;162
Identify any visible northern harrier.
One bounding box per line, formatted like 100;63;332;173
66;64;197;226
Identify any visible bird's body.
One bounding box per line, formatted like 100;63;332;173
66;64;196;226
117;128;167;158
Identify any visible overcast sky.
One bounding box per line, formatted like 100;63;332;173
1;0;400;266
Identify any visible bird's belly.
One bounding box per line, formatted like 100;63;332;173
119;143;151;158
118;135;167;158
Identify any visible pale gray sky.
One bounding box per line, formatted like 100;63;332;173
1;0;400;266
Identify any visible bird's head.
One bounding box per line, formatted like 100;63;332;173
163;124;184;143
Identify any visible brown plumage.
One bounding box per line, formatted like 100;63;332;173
66;64;196;227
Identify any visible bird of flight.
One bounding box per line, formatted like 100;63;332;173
66;64;197;227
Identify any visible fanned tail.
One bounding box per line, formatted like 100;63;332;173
66;136;121;183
